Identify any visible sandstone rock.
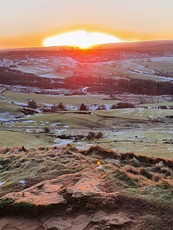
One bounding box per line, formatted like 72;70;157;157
71;215;90;230
43;215;90;230
42;217;72;230
92;211;133;228
2;180;65;206
0;217;42;230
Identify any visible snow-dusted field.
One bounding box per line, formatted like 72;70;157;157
1;53;173;82
0;56;78;79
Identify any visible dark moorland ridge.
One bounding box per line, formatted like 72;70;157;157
1;40;173;95
0;145;173;229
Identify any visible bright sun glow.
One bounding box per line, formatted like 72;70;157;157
43;30;122;49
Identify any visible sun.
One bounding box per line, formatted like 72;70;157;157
43;30;122;49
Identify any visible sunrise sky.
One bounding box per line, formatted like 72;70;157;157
1;0;173;49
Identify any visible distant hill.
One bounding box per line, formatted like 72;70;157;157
1;40;173;95
94;40;173;50
1;40;173;53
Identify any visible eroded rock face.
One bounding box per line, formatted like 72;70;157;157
42;212;133;230
0;212;134;230
0;217;42;230
43;217;72;230
3;179;65;206
92;211;133;228
43;215;90;230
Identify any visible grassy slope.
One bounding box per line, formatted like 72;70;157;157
4;91;118;105
0;100;20;115
94;107;173;120
1;107;173;158
2;90;173;158
143;61;173;72
0;131;52;148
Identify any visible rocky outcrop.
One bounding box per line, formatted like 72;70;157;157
0;145;173;229
42;212;133;230
111;102;135;109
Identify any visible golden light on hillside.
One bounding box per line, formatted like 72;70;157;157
43;30;122;49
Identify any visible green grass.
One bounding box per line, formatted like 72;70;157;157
0;199;38;215
111;171;137;187
141;185;173;203
0;100;20;115
140;101;173;107
0;198;14;210
30;112;101;128
94;108;173;120
127;73;168;82
143;61;173;72
0;131;52;148
2;91;173;159
3;91;118;106
94;141;173;159
1;107;173;158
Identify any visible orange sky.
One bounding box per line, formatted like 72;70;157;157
1;0;173;49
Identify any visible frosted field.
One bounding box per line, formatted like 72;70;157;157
1;55;173;81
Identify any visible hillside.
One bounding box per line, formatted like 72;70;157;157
1;41;173;95
0;145;173;229
1;40;173;229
